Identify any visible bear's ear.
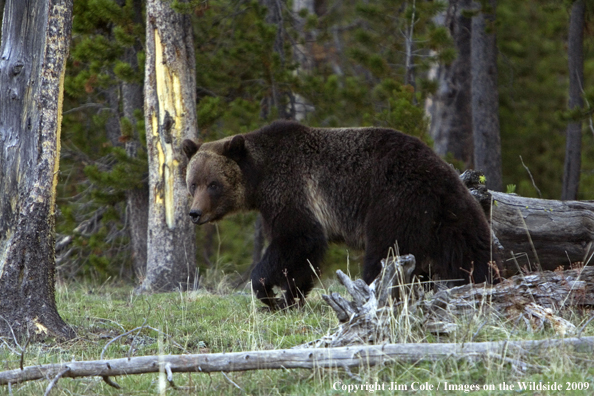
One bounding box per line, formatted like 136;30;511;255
182;139;201;160
222;135;246;162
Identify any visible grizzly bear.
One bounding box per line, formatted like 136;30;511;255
183;121;496;309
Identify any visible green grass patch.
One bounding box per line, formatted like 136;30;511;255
2;279;594;395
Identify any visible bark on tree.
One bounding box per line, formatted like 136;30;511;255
105;86;122;148
471;0;502;191
0;0;75;339
561;0;585;201
136;0;197;294
403;0;417;93
429;0;474;168
292;0;315;73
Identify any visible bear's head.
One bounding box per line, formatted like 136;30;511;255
182;135;247;225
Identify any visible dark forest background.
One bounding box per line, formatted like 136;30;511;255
5;0;590;283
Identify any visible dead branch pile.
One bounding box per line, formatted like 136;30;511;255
307;254;593;347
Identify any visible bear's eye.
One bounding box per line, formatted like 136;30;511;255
190;183;196;194
208;181;219;191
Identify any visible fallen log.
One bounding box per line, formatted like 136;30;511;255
2;337;594;387
460;170;594;276
428;266;594;317
425;266;594;335
311;255;592;345
491;191;594;274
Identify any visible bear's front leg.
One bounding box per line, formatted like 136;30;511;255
250;227;327;309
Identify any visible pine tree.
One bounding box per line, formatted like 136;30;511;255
58;0;147;281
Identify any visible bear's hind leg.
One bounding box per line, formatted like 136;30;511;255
362;245;391;284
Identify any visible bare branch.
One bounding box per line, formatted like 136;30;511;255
3;337;594;386
43;367;70;396
101;375;121;389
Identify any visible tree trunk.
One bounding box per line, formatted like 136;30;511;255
105;85;123;148
120;0;149;281
471;0;502;191
429;0;474;168
127;186;149;281
561;0;585;201
136;0;197;294
292;0;315;73
0;0;74;339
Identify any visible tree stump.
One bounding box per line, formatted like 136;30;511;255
303;255;416;347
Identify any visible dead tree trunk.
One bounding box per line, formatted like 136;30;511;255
136;0;197;293
490;191;593;274
0;0;75;339
461;171;594;276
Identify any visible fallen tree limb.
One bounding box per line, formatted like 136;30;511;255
461;170;594;275
2;337;594;386
313;254;592;343
424;267;594;335
430;266;594;308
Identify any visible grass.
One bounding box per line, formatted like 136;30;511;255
2;275;594;395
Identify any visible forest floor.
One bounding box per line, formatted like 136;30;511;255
2;275;594;395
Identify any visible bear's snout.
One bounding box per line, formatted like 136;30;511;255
189;209;202;224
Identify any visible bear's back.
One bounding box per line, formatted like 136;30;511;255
244;121;466;248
